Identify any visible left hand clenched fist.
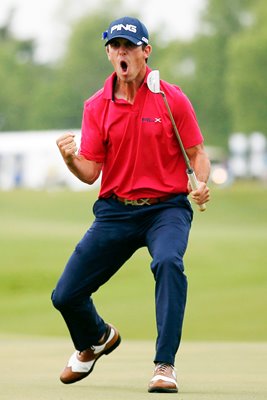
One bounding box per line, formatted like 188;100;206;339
56;132;78;163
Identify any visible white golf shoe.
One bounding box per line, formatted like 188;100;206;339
60;324;121;384
148;362;178;393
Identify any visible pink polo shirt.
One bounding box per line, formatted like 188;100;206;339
79;67;203;199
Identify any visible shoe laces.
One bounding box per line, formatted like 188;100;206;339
155;363;173;375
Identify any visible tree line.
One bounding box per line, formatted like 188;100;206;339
0;0;266;148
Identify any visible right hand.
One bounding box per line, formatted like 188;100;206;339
56;132;78;163
188;180;210;206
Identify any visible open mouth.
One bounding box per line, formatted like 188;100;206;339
120;61;128;73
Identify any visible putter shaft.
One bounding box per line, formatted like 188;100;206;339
160;91;206;212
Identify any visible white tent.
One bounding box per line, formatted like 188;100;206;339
0;130;101;191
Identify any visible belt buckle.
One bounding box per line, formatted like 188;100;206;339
124;198;151;206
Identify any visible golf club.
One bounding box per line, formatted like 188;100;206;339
147;70;206;212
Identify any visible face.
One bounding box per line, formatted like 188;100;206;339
106;38;152;83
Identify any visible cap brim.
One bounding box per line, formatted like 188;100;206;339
105;34;143;46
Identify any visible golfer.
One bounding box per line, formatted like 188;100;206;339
52;16;210;393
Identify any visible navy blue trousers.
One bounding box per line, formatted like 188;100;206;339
51;194;193;366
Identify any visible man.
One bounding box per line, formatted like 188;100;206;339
52;16;210;393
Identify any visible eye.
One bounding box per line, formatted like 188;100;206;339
109;40;120;49
125;41;137;49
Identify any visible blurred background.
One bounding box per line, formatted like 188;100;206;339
0;0;266;342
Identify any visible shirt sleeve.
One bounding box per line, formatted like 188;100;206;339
172;86;203;149
79;102;106;162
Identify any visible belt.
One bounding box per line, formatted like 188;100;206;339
112;194;177;206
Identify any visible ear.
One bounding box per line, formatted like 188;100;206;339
144;44;152;62
106;45;111;61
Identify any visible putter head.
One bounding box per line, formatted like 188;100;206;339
147;70;161;93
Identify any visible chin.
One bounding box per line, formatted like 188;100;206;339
117;73;132;83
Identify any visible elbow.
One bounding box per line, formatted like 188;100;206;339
86;176;99;185
68;157;102;185
82;170;101;185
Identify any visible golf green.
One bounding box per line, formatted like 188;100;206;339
1;336;267;399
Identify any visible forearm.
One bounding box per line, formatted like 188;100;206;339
186;143;211;205
190;149;211;183
65;155;102;185
56;133;102;185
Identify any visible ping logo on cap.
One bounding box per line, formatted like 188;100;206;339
111;24;137;34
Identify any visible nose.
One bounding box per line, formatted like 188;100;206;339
118;44;127;53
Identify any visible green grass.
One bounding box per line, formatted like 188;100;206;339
0;182;267;341
1;337;267;399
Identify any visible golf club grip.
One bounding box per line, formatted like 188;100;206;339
187;170;206;212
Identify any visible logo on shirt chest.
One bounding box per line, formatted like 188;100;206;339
142;117;162;123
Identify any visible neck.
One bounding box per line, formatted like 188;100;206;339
115;81;140;104
114;69;146;104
